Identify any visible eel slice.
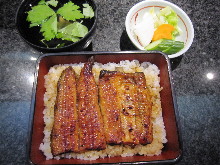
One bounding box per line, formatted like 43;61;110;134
99;71;123;144
77;62;106;151
133;72;153;144
99;71;153;145
119;73;139;145
51;66;79;156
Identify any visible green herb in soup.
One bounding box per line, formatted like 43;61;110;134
26;0;94;47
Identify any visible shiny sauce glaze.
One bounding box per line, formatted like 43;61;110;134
51;64;153;156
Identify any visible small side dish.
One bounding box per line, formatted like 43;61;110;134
26;0;94;48
16;0;97;52
125;0;194;58
134;6;184;55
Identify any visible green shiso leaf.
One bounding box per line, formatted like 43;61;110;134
83;4;94;18
57;2;84;21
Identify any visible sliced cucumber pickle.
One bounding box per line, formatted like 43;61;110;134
163;41;184;54
145;39;184;55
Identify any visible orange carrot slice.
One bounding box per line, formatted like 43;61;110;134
152;24;175;41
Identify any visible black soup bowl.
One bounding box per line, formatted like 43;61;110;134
16;0;97;52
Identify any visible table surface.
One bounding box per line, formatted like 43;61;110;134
0;0;220;164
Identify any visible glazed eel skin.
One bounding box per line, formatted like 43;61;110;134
99;71;153;145
51;67;79;156
51;63;106;156
50;64;153;156
77;62;106;151
99;71;123;144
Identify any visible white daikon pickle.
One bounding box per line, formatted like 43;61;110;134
134;13;155;47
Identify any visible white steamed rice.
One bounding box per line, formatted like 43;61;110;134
39;60;167;160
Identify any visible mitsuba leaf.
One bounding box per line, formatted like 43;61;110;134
29;22;40;28
57;32;80;42
83;4;94;18
56;32;63;39
40;14;57;41
56;43;66;48
27;0;91;45
58;23;74;36
38;0;46;5
58;22;88;38
46;0;58;7
57;2;84;21
27;4;55;27
71;22;88;37
58;22;88;42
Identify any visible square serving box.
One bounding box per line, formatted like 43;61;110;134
27;51;182;164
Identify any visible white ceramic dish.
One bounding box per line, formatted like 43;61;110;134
125;0;194;58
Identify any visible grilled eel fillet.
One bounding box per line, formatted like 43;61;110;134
99;71;153;145
99;71;123;144
134;73;153;144
77;62;106;151
51;66;79;156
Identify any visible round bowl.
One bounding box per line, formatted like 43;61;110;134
16;0;97;52
125;0;194;58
